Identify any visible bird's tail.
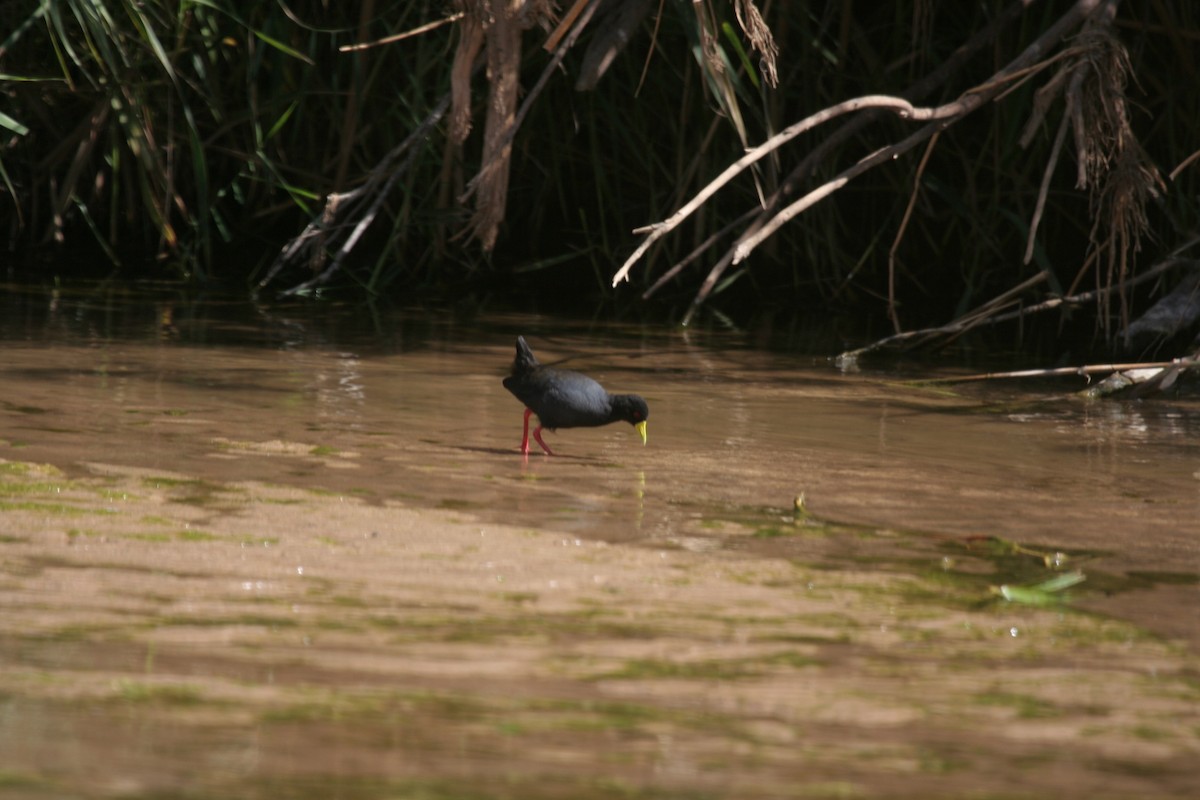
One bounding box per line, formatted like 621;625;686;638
510;336;539;376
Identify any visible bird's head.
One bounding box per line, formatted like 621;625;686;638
614;395;649;445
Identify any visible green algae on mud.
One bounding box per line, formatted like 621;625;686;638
0;499;113;516
0;457;1197;798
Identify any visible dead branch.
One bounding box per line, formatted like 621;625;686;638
888;131;940;333
836;254;1200;365
731;0;1106;268
544;0;592;53
255;92;452;297
612;0;1109;324
458;0;601;209
1168;147;1200;181
641;209;757;299
916;358;1196;384
1018;0;1165;341
339;13;465;52
611;95;939;287
1023;108;1072;264
639;0;1036;306
910;354;1200;399
459;2;526;250
444;1;561;250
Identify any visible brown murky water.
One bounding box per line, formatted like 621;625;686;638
1;285;1198;798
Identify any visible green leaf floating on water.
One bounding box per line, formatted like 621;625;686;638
994;571;1086;606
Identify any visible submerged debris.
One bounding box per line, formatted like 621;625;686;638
993;571;1087;606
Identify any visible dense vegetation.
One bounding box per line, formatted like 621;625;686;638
2;1;1198;352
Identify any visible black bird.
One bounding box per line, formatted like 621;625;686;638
502;336;649;455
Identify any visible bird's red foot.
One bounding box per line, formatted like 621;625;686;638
519;408;533;455
533;425;556;456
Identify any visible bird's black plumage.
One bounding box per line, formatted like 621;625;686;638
502;336;648;455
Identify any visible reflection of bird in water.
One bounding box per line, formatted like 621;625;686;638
502;336;649;456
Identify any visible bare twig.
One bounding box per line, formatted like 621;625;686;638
256;92;452;296
698;1;1107;323
641;209;757;299
888;131;940;334
458;0;601;207
1169;147;1200;181
914;357;1200;384
951;270;1052;330
836;254;1200;363
611;95;936;287
629;0;1036;316
700;0;1056;321
613;0;1108;324
732;0;1105;269
544;0;592;53
1023;109;1072;264
339;12;464;52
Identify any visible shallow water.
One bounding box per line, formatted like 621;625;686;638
1;284;1198;798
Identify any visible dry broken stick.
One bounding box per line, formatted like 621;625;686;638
610;94;948;287
457;0;601;214
725;1;1106;279
835;254;1200;366
612;0;1111;325
905;356;1200;400
256;92;452;297
637;0;1035;306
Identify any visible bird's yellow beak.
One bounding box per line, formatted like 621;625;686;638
635;420;648;446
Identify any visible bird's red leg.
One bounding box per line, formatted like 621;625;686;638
532;425;556;456
519;408;532;455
